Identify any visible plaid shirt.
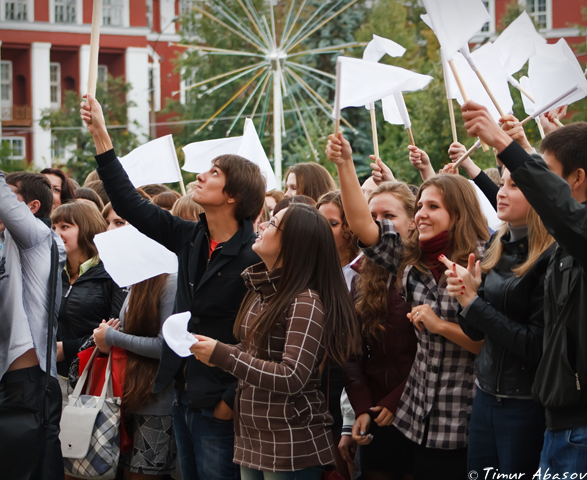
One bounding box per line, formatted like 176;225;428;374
210;263;335;472
362;220;485;450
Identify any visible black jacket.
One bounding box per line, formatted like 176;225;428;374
459;232;553;397
57;260;127;376
499;141;587;430
95;149;260;410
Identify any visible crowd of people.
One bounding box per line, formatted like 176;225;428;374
0;90;586;480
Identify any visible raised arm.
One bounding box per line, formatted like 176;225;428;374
325;133;380;247
80;95;193;253
408;145;435;181
463;101;587;269
0;171;50;249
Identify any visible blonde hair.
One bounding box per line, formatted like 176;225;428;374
482;207;554;277
171;195;204;221
400;175;490;277
356;182;416;338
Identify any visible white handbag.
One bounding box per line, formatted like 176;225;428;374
59;348;122;480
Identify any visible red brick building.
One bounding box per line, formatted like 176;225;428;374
0;0;185;168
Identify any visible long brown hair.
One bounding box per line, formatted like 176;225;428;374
233;204;361;365
122;274;170;412
316;190;360;265
399;175;490;278
285;163;337;202
355;182;416;339
482;207;554;277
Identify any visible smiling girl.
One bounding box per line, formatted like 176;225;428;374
326;132;490;480
441;167;554;478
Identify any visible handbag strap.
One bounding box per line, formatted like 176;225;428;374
43;239;59;428
69;349;114;406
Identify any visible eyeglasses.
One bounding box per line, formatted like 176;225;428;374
261;217;281;231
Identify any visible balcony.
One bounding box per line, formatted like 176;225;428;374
1;105;32;127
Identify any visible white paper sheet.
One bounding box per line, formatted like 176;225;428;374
162;312;198;358
421;0;490;61
182;119;276;191
94;225;178;288
441;48;459;100
336;56;433;111
363;34;406;63
470;181;501;232
119;135;182;188
519;76;535;116
528;39;587;114
493;11;546;76
382;92;411;129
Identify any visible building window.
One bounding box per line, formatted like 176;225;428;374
527;0;550;30
51;135;65;161
481;0;495;34
50;63;61;109
146;0;153;30
97;65;108;85
55;0;76;23
1;137;25;160
5;0;28;21
0;61;13;121
103;0;123;26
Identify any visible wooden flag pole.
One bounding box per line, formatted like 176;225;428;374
449;59;489;152
508;76;535;103
334;59;341;135
474;70;506;118
537;118;546;139
448;99;458;144
369;105;379;159
453;139;482;169
407;127;415;147
87;0;102;97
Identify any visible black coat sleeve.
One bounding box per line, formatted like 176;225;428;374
498;141;587;270
95;149;195;254
472;171;499;210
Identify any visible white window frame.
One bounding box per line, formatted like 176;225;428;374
50;0;82;25
2;0;32;22
102;0;129;28
97;65;108;85
526;0;552;31
0;60;13;121
2;137;26;160
481;0;496;34
50;62;61;110
179;65;197;106
147;47;161;111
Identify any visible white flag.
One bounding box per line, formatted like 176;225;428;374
446;43;513;122
182;119;277;191
519;76;535;116
441;48;458;100
238;119;277;191
119;135;182;188
94;225;178;288
336;56;433;110
382;92;411;130
363;34;406;63
421;0;490;61
493;11;546;76
529;39;587;114
162;312;198;358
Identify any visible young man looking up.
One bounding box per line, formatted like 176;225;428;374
462;101;587;476
81;94;265;480
0;171;66;480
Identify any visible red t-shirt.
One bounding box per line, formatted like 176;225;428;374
209;239;219;258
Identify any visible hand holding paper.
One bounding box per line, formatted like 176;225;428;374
162;312;198;358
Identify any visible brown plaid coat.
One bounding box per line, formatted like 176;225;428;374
210;263;335;472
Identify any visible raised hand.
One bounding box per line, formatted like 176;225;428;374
408;145;434;181
462;101;512;153
325;132;353;167
500;114;533;153
369;155;395;185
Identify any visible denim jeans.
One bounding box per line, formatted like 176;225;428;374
467;387;545;478
173;388;239;480
240;466;324;480
538;425;587;478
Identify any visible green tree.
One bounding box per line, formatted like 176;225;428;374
40;75;140;183
0;140;28;173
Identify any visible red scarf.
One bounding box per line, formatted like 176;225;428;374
419;231;450;282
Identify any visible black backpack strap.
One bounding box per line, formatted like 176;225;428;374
43;239;60;428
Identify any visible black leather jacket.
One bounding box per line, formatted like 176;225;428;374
459;232;554;397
